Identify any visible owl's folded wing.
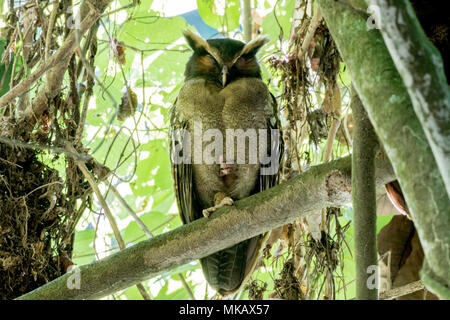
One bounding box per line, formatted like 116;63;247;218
256;92;284;193
168;102;202;224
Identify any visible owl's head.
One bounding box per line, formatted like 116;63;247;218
183;30;269;87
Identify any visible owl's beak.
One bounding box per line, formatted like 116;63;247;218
221;66;228;87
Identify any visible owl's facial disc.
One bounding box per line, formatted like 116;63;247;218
183;30;270;85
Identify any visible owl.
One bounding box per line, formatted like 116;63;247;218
169;30;283;296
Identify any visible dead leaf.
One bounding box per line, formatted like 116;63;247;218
118;89;138;121
385;180;410;218
112;38;126;65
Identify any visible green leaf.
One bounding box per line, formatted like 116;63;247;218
0;38;23;96
376;215;394;234
154;280;169;299
122;285;145;300
72;229;96;266
151;190;175;213
88;129;138;178
132;139;173;197
338;62;351;87
261;0;294;43
122;220;145;244
118;15;188;49
153;278;192;300
140;210;180;233
197;0;240;32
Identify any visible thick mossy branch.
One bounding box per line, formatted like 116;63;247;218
17;155;395;300
351;90;379;300
368;0;450;200
318;0;450;298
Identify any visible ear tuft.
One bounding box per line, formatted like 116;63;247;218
183;29;209;52
241;35;270;56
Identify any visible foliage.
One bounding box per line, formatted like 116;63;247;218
0;0;400;300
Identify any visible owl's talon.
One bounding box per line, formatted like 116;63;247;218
220;196;234;206
202;208;212;218
202;197;234;218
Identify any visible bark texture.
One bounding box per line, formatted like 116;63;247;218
351;91;379;299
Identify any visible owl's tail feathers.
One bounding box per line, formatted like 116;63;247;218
200;233;269;297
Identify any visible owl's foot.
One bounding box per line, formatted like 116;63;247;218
202;193;234;218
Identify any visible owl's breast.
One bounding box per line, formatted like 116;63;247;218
176;77;272;129
175;77;273;206
220;77;272;130
176;78;224;130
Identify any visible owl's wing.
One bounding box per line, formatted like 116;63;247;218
256;92;284;193
169;100;201;225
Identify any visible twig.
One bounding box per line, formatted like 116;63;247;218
24;181;64;198
109;184;153;238
298;8;322;59
68;143;151;300
0;0;105;111
8;41;20;90
74;15;118;154
317;84;342;270
0;174;13;197
0;156;23;168
342;113;352;148
323;115;341;163
243;0;252;42
71;144;125;250
101;3;134;17
45;0;59;61
178;273;196;300
379;280;425;300
0;136;91;162
0;55;10;90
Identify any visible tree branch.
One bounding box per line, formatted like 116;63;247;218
298;8;322;60
318;0;450;299
16;155;395;300
242;0;252;42
367;0;450;200
379;280;425;300
351;89;379;300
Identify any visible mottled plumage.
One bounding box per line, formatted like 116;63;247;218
169;30;283;296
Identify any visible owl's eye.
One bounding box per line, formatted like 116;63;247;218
202;54;217;67
196;54;218;74
235;57;246;69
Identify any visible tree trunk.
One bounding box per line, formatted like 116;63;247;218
318;0;450;299
351;89;379;300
